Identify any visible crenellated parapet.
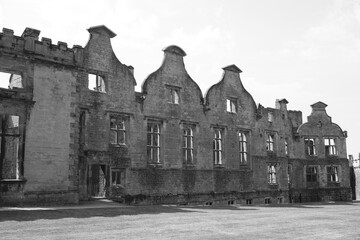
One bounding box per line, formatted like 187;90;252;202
0;27;84;67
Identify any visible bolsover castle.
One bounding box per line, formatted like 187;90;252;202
0;25;351;206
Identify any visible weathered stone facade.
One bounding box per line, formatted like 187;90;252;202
0;25;351;206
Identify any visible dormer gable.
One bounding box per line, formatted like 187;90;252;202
87;25;116;38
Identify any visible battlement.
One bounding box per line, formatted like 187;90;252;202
0;27;84;66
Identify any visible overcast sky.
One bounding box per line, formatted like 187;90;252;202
1;0;359;157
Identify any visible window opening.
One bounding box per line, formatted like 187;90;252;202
0;114;21;179
213;129;223;165
305;138;316;156
327;166;339;182
324;138;337;156
268;164;277;184
0;71;23;89
169;88;180;104
265;198;271;204
111;169;125;186
226;99;237;113
183;126;194;164
284;139;289;156
88;74;106;92
268;112;274;122
239;132;248;165
266;133;274;151
110;118;126;145
147;122;161;163
306;166;318;182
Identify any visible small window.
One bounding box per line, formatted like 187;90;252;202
277;197;283;204
88;74;106;92
147;122;161;163
110;117;126;145
268;112;273;122
239;132;248;165
306;166;318;182
246;199;253;205
284;139;289;156
305;138;316;156
324;138;337;156
111;169;125;186
226;99;237;113
327;166;339;182
268;164;277;184
168;87;180;104
183;126;194;164
0;71;23;89
266;133;274;151
213;128;223;165
264;198;271;204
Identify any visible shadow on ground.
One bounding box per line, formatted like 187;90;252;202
1;201;357;222
0;203;254;222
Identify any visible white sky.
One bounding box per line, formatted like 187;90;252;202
1;0;359;157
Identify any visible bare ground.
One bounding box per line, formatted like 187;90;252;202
1;201;360;240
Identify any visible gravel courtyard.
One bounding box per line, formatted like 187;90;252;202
1;200;359;240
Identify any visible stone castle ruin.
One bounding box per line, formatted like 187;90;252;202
0;25;351;206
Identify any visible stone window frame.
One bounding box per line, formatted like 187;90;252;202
0;70;24;89
182;125;194;165
165;84;181;105
87;72;107;93
265;131;275;152
212;125;226;166
238;129;250;166
305;165;318;183
226;98;237;113
108;113;131;147
304;137;317;156
326;165;340;183
111;168;125;187
324;137;337;156
267;163;278;184
0;113;25;181
147;120;162;164
284;138;289;156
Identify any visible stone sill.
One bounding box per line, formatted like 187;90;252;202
1;178;27;183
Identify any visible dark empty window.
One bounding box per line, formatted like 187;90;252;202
0;114;22;180
305;138;316;156
306;166;318;182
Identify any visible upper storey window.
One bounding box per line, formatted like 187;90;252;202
226;99;237;113
0;71;23;89
305;138;316;156
266;133;275;152
324;138;337;156
166;85;180;104
88;74;106;93
110;117;126;145
268;112;274;122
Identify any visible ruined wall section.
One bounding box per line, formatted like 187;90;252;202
0;27;81;205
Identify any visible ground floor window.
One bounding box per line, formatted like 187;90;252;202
0;114;22;180
327;166;339;182
306;166;318;182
